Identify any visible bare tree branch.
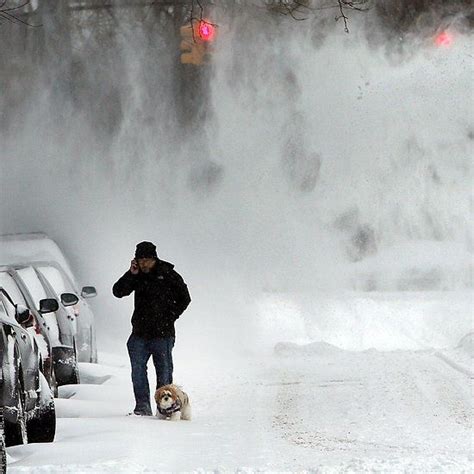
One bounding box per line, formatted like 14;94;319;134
0;0;42;27
187;0;218;42
262;0;371;30
1;0;31;13
337;0;349;32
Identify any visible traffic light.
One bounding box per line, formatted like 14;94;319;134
180;20;216;65
435;31;453;47
198;20;216;42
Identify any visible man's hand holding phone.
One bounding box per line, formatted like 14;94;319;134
130;259;139;275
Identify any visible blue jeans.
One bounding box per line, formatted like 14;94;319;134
126;334;175;414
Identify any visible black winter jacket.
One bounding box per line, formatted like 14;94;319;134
112;259;191;339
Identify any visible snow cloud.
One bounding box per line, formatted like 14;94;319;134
0;4;472;354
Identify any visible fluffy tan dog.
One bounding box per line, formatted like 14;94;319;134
154;384;191;421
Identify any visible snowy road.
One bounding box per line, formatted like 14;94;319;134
6;344;473;473
271;346;472;471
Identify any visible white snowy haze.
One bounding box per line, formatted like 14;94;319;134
1;3;474;472
0;3;473;361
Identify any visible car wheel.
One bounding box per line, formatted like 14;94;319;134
52;343;80;386
4;360;28;447
70;366;80;385
26;372;56;443
62;338;80;385
42;355;58;397
0;407;6;474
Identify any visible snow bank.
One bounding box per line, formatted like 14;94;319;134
435;332;474;379
54;398;125;419
258;291;473;353
457;332;474;356
54;361;133;418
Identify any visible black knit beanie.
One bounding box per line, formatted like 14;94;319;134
135;241;158;259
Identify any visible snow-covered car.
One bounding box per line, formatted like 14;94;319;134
0;233;98;364
0;270;57;395
34;262;98;363
0;287;56;446
6;265;81;386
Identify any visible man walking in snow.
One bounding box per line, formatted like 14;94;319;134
113;241;191;416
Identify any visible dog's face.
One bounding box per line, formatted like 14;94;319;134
155;386;177;410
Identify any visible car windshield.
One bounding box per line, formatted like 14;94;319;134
0;293;17;325
16;267;49;309
36;265;75;295
0;272;27;307
15;266;62;346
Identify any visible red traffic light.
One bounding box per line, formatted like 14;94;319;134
198;21;215;42
435;31;453;47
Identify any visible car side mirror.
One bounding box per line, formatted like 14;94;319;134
81;286;97;298
61;293;79;307
15;304;32;325
39;298;59;314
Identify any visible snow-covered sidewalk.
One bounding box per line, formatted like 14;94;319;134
6;341;473;473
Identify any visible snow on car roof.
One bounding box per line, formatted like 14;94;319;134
0;232;75;283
